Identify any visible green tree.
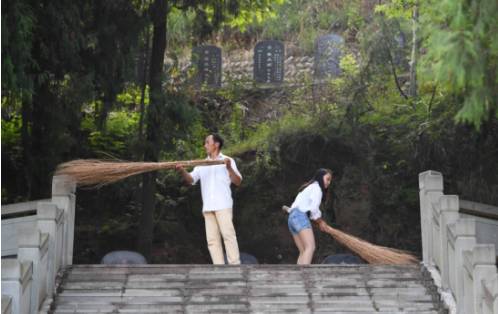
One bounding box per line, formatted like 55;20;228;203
88;0;144;131
3;0;89;198
420;0;498;128
1;0;146;199
376;0;498;128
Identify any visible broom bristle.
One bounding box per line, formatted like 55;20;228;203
55;159;224;187
322;224;418;265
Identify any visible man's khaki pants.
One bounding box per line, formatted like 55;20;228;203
203;208;241;264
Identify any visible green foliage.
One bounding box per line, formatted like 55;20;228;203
419;0;498;128
374;0;415;20
1;0;35;98
344;0;365;31
171;116;208;159
317;10;336;30
226;108;316;156
183;0;284;41
256;0;355;53
116;84;149;109
296;28;319;54
340;53;360;77
82;110;139;156
218;102;247;145
377;0;498;128
258;6;297;40
1;115;22;147
223;0;284;32
167;8;196;56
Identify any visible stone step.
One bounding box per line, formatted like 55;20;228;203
55;295;436;305
53;304;440;314
54;311;439;314
48;264;444;314
58;285;434;294
54;297;440;307
59;286;433;296
53;311;439;314
53;300;439;311
64;273;429;281
66;265;424;276
66;265;424;274
59;284;432;294
67;277;426;284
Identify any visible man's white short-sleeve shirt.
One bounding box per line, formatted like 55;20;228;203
190;153;242;212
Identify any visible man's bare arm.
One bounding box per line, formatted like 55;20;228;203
176;165;193;185
225;159;242;186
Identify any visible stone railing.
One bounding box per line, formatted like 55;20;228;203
1;176;76;314
419;170;498;314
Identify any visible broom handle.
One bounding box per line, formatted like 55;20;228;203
159;159;225;168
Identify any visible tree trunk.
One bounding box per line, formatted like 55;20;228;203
138;26;151;145
30;81;55;199
21;95;33;199
97;97;112;131
138;0;168;260
408;4;418;98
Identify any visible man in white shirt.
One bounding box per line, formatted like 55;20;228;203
176;134;242;264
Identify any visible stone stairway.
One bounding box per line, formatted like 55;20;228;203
42;264;446;314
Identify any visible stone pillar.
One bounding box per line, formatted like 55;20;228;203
1;295;13;314
419;170;444;266
1;259;33;314
481;275;498;314
470;244;496;314
431;200;442;269
17;228;49;314
439;195;460;289
36;202;64;297
51;175;76;266
462;250;475;314
449;218;476;314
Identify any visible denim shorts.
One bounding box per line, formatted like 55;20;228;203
288;208;312;235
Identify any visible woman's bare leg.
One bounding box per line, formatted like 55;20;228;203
296;228;315;265
292;233;305;262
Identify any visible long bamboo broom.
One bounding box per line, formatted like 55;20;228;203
282;205;418;265
55;159;225;187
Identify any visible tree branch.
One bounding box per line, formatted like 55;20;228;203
387;50;409;100
427;84;437;114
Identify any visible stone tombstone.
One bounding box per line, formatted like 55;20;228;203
314;34;344;79
393;31;406;66
395;32;406;50
253;40;284;84
192;45;222;88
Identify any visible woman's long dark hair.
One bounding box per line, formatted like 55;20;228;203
298;168;333;201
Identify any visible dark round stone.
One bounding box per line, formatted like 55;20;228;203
321;253;365;265
100;250;147;265
224;252;259;264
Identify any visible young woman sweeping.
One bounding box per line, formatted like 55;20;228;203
284;169;418;265
287;168;332;264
